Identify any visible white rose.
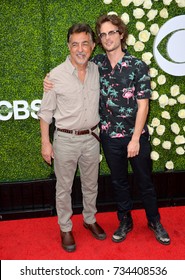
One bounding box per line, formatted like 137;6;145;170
121;0;132;6
168;98;177;106
177;94;185;104
179;3;185;8
183;126;185;132
178;109;185;119
175;0;185;8
147;9;158;21
163;0;173;5
133;0;145;6
157;74;166;85
156;125;165;135
159;8;169;18
99;154;103;162
103;0;112;3
165;161;174;170
176;147;185;155
147;125;154;135
152;137;161;146
151;117;160;127
107;11;118;15
136;21;145;31
161;111;170;119
133;8;145;19
150;151;159;161
162;141;171;149
121;13;130;25
159;94;168;108
134;41;145;51
139;30;151;42
149;67;158;77
150;23;159;36
170;85;180;97
151;81;157;90
143;0;153;9
126;34;136;46
174;135;185;145
142;52;153;65
171;123;180;135
150;90;159;100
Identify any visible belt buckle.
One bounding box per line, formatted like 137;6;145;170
74;130;79;135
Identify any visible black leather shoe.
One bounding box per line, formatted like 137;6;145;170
112;214;133;243
148;220;170;245
83;222;106;240
61;231;76;252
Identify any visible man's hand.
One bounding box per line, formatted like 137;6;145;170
41;142;54;165
127;139;140;158
43;73;54;92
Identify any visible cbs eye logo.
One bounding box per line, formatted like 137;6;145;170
153;15;185;77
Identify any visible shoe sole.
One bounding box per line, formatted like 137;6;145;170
112;224;133;243
62;244;76;252
148;225;170;245
83;223;107;240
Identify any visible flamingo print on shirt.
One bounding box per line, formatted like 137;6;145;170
92;50;152;138
122;87;135;104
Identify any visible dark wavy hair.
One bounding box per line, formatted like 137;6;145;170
67;23;96;43
95;14;128;49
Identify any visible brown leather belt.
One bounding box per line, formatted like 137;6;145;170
57;125;100;142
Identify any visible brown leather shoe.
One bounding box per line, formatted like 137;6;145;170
60;231;76;252
83;222;106;240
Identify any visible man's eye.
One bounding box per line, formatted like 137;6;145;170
82;42;89;46
99;33;106;38
108;31;115;36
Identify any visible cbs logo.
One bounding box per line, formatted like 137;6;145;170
153;15;185;76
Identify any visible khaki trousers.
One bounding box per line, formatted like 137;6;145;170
53;128;99;232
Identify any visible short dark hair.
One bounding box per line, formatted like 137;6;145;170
95;14;128;49
67;23;96;43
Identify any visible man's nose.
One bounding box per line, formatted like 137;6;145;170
77;44;83;51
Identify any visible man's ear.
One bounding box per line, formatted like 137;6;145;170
92;42;96;51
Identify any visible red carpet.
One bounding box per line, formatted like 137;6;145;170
0;206;185;260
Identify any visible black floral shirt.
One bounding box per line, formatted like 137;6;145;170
92;50;151;138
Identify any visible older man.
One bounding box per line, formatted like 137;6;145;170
38;23;106;253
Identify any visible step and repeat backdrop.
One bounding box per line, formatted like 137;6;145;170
1;0;185;182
